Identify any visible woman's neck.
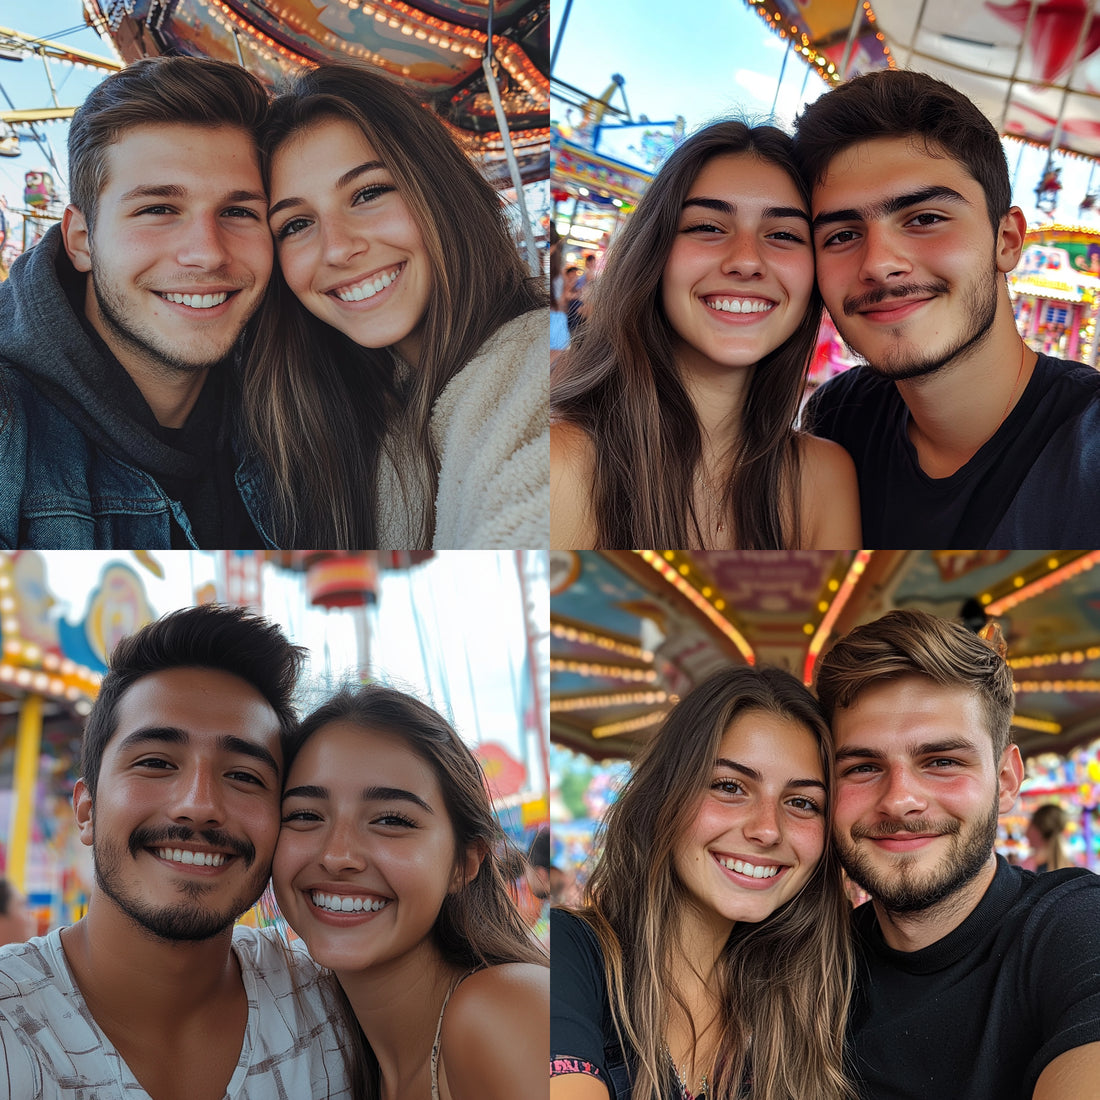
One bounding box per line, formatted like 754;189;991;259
335;942;464;1097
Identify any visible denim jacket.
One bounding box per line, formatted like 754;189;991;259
0;225;277;549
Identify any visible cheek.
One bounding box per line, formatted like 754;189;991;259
788;815;826;863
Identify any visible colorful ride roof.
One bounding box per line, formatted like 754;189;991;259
84;0;549;182
552;550;1100;763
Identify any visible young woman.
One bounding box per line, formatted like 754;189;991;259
245;63;548;550
1024;804;1073;872
552;666;854;1100
273;685;548;1099
551;120;860;549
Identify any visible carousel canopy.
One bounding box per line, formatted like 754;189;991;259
84;0;549;182
745;0;1100;161
552;550;1100;764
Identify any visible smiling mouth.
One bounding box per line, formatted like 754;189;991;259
715;854;785;879
330;263;403;303
153;847;230;868
309;891;391;914
155;291;235;310
704;296;775;315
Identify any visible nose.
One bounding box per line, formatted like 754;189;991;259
743;798;782;847
858;223;912;284
319;817;367;875
721;229;764;279
176;212;234;271
170;763;226;827
320;214;364;268
876;765;928;818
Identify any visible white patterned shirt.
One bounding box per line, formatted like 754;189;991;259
0;924;352;1099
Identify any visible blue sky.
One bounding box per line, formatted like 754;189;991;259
551;0;1100;229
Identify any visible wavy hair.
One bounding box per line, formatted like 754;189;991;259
572;666;854;1100
551;120;823;548
244;62;546;548
285;684;546;1097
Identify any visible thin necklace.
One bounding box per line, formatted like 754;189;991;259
694;467;729;536
996;343;1029;432
667;1045;709;1099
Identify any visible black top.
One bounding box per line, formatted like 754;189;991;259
847;857;1100;1099
552;909;690;1100
805;354;1100;548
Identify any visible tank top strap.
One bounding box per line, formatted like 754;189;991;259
430;968;482;1100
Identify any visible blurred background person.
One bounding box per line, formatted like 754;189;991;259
0;879;34;946
1025;804;1074;872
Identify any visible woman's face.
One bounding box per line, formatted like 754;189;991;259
273;720;474;974
660;151;814;375
268;117;433;365
672;708;827;939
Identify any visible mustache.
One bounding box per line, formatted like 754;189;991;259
850;818;961;841
843;280;950;316
129;824;256;867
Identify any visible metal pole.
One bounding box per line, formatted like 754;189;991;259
9;694;43;894
838;0;864;81
770;37;791;121
550;0;574;78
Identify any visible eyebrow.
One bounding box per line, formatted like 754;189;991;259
118;184;266;205
812;185;969;232
116;726;280;778
714;757;826;791
282;783;434;813
683;197;810;222
834;737;980;763
268;160;386;221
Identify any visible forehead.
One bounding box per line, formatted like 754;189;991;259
99;122;262;198
288;719;442;798
813;135;979;209
689;151;804;206
717;708;822;777
832;675;988;747
270;118;378;191
107;666;282;760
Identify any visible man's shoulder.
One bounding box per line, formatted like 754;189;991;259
233;924;333;1008
805;366;898;435
0;931;67;1003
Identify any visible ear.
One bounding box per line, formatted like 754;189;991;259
995;206;1027;274
73;778;95;847
449;841;486;894
997;744;1025;813
62;203;93;274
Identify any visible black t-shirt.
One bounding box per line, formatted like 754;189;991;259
805;353;1100;548
847;857;1100;1099
552;909;689;1100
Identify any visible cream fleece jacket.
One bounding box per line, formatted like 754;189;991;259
374;308;549;549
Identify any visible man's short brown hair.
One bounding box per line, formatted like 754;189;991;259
67;57;269;234
815;608;1015;759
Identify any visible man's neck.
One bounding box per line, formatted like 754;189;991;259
895;311;1035;479
871;853;998;953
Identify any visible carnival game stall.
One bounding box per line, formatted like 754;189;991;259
1010;226;1100;365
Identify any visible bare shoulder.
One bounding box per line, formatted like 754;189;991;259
440;963;549;1100
551;421;597;549
797;433;862;549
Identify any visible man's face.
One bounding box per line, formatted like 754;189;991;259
831;675;1022;914
66;123;272;378
74;666;283;941
811;136;1013;381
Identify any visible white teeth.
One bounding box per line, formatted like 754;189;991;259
705;298;774;314
334;266;400;302
156;848;227;867
310;892;390;914
718;857;781;879
161;292;230;309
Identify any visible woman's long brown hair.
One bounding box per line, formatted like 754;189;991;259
244;62;546;548
551;120;823;549
571;666;854;1100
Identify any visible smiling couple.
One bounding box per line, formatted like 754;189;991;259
0;604;549;1100
0;56;548;551
550;69;1100;551
550;609;1100;1100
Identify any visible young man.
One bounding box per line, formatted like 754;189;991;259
816;609;1100;1100
0;604;352;1099
795;71;1100;548
0;57;276;549
0;880;33;947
